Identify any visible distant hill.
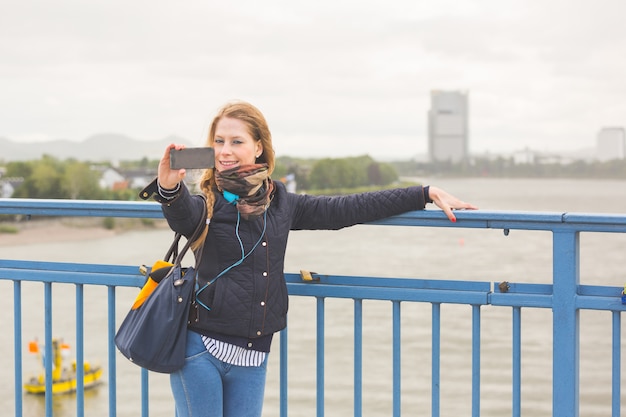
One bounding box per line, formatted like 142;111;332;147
0;134;195;162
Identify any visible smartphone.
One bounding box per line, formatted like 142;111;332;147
169;147;215;169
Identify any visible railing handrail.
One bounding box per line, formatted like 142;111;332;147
3;197;626;230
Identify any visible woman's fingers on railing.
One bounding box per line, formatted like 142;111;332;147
428;186;478;222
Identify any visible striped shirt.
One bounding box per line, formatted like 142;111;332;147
201;336;266;367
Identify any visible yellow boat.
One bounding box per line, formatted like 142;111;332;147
24;338;103;395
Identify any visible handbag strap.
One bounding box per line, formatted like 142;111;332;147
168;195;208;268
164;234;182;262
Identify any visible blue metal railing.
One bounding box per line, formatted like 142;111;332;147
1;198;626;417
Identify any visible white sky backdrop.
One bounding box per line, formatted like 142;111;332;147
1;0;625;159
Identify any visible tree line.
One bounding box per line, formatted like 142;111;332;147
5;153;626;201
395;157;626;179
3;156;118;200
1;154;400;200
274;155;399;193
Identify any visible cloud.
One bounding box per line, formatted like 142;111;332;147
1;0;625;158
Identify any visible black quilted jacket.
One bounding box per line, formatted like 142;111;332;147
161;181;428;343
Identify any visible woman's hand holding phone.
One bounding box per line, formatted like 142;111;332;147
158;144;188;189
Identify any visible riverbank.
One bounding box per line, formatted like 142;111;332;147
0;217;169;247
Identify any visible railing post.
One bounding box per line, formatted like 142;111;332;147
472;305;481;417
392;301;401;417
107;286;118;417
354;299;363;417
13;281;23;417
552;230;580;417
44;282;53;417
317;297;325;417
512;307;521;417
76;284;85;417
280;326;288;417
432;302;441;417
612;311;621;417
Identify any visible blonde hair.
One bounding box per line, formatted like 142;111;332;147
191;101;275;250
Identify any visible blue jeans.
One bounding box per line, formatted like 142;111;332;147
170;331;268;417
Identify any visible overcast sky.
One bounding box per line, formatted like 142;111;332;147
2;0;625;159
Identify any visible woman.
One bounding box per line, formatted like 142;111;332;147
154;101;477;417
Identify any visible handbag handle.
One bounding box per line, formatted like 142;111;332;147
165;195;208;268
164;234;182;262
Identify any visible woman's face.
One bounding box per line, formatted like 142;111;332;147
213;117;263;172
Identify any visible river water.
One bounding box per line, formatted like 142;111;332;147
1;177;625;416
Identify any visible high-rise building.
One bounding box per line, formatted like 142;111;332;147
428;90;469;163
596;127;625;161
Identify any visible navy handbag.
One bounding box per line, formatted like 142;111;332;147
115;198;206;373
